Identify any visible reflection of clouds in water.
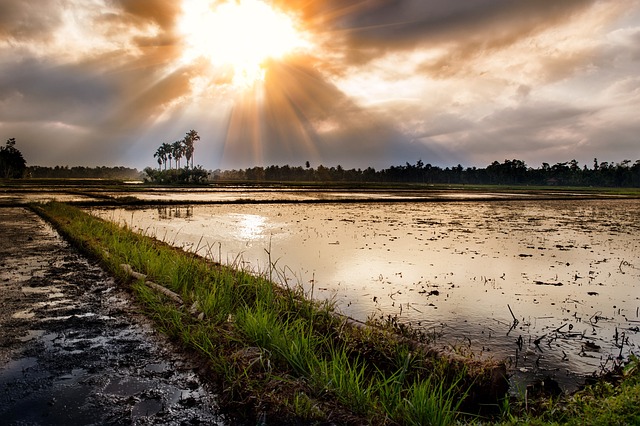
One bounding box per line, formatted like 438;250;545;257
232;214;267;240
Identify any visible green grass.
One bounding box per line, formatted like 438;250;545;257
31;201;639;425
493;355;640;426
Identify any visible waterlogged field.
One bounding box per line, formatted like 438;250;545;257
92;198;640;391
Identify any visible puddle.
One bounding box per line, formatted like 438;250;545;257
40;312;110;322
132;398;163;418
94;198;640;391
18;329;46;342
0;357;39;382
104;377;155;397
145;362;170;373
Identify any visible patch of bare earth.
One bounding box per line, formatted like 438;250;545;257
0;207;226;425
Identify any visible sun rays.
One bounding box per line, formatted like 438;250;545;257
177;0;310;88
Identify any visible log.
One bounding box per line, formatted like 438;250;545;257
120;264;146;281
145;281;184;305
120;264;183;305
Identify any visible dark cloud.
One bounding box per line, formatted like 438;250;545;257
0;58;116;124
434;101;624;167
103;0;183;51
0;54;196;169
0;1;62;41
0;49;193;128
299;0;597;70
107;0;181;30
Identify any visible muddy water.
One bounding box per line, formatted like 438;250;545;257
93;199;640;391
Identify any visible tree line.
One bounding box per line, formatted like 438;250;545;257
213;158;640;187
3;134;639;187
28;165;141;180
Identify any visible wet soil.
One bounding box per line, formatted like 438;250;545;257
0;208;226;425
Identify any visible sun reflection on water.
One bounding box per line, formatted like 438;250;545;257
233;213;267;240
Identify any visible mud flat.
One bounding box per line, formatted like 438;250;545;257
0;208;226;425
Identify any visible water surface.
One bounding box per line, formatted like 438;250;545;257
93;198;640;391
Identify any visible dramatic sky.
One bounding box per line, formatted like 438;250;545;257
1;0;639;170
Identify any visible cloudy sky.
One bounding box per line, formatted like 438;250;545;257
1;0;639;170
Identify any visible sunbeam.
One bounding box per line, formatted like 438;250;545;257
178;0;311;88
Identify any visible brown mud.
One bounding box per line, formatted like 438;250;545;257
0;207;227;425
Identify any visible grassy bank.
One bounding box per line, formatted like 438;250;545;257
31;201;639;425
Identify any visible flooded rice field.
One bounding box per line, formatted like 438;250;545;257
93;198;640;391
2;184;595;206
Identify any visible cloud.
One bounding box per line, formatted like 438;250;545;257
1;0;639;170
109;0;182;29
304;0;598;67
0;58;115;124
421;97;639;168
0;0;196;166
0;1;63;42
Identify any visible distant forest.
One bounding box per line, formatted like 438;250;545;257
215;158;640;187
15;158;640;187
3;133;636;186
28;165;141;180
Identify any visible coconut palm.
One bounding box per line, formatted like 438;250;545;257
172;140;185;169
153;147;164;170
183;129;200;169
160;142;173;170
153;143;172;170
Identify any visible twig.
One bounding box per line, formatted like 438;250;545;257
507;304;519;324
554;323;567;333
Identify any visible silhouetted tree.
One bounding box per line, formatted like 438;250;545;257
0;138;27;178
184;130;200;169
172;140;185;169
153;145;168;170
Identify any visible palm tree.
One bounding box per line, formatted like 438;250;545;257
160;142;173;170
153;143;172;170
183;129;200;169
172;140;185;169
153;147;164;170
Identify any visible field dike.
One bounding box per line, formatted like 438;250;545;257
32;201;509;424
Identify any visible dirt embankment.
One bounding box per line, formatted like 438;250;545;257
0;207;226;424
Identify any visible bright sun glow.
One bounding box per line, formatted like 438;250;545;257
179;0;308;88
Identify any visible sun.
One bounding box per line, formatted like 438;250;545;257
178;0;309;88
